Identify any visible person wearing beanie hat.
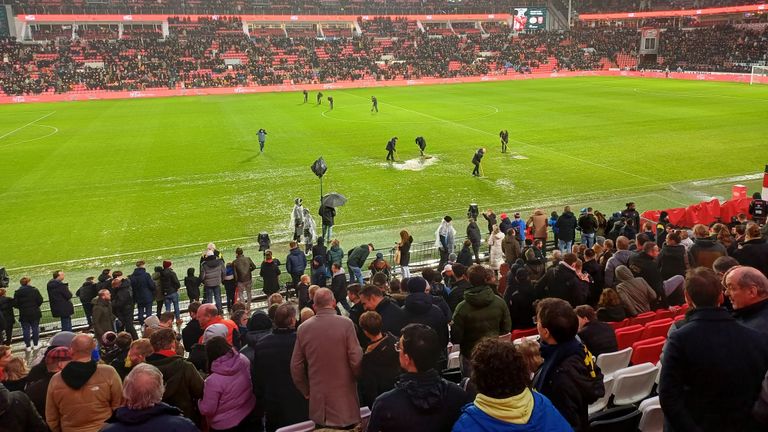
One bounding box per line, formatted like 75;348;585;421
163;260;172;269
402;277;449;368
23;346;73;421
202;323;229;343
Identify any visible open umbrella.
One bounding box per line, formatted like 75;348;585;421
322;193;347;208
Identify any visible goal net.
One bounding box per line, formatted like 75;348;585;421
750;65;768;85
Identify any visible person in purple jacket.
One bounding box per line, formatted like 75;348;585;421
198;336;257;431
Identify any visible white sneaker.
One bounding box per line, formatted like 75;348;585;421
33;343;41;350
25;346;32;353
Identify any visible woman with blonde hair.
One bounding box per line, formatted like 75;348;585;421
396;230;413;278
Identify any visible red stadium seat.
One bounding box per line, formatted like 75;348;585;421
615;325;645;351
677;304;690;315
631;337;666;365
608;319;630;330
511;328;538;340
673;314;686;322
640;318;674;340
654;309;674;320
630;311;657;327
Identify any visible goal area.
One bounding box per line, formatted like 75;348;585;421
750;65;768;85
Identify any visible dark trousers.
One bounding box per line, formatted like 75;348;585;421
472;243;481;264
438;248;450;271
155;300;164;316
386;149;395;161
259;140;265;152
117;312;138;339
501;140;508;153
289;273;302;298
3;320;13;345
224;282;236;312
82;301;94;327
472;162;480;176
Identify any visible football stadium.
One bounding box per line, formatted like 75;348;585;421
0;1;768;430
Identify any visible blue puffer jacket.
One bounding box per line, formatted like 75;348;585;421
452;392;572;432
285;248;307;275
128;267;155;306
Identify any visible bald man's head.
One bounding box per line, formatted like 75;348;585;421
313;288;336;310
197;303;219;327
725;266;768;310
70;334;96;361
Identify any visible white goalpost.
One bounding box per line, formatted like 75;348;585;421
750;65;768;85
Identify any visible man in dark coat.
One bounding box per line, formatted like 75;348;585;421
385;137;397;161
577;207;598;248
733;223;768;277
466;218;482;264
726;266;768;337
319;204;336;240
360;285;406;337
348;244;373;284
533;298;604;432
446;264;471;313
129;261;155;325
660;267;768;432
75;277;99;329
285;241;307;294
330;263;350;312
47;270;74;332
535;253;586;307
575;305;617;358
93;289;116;345
402;277;450;369
368;324;469;432
0;383;48;432
12;278;43;350
471;147;485;176
111;272;138;339
555;206;577;253
252;303;309;432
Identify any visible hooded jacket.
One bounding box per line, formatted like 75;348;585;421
199;349;256;430
101;403;199;432
92;296;116;343
614;265;657;316
359;333;400;408
200;258;225;287
145;353;204;423
533;339;604;432
451;286;511;357
0;383;48;432
128;267;155;306
47;279;74;318
368;370;469;432
348;245;371;268
327;245;344;267
604;249;635;288
658;243;689;280
46;361;122;432
555;211;577;243
286;247;308;275
452;390;571;432
403;292;450;354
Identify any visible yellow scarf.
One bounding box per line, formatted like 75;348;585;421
474;389;535;424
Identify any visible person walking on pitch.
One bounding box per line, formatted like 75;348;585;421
258;128;268;152
303;90;308;103
371;96;378;112
317;92;323;105
472;148;485;177
499;130;509;153
415;136;427;157
327;96;334;110
386;137;398;161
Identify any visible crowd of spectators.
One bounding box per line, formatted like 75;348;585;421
2;0;533;15
0;197;767;431
3;19;766;96
576;0;761;14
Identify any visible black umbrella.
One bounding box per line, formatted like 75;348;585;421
322;193;347;208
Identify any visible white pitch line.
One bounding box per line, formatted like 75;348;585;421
0;125;59;149
0;111;56;141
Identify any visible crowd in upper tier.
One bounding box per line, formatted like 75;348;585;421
2;17;767;96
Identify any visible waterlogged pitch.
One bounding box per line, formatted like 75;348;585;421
1;76;766;275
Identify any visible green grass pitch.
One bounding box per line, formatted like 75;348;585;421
1;76;766;286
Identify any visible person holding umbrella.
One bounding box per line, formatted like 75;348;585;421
320;193;347;240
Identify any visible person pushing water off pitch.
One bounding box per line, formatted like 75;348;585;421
386;137;398;161
472;147;485;177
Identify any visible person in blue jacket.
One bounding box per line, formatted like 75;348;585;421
452;338;571;432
